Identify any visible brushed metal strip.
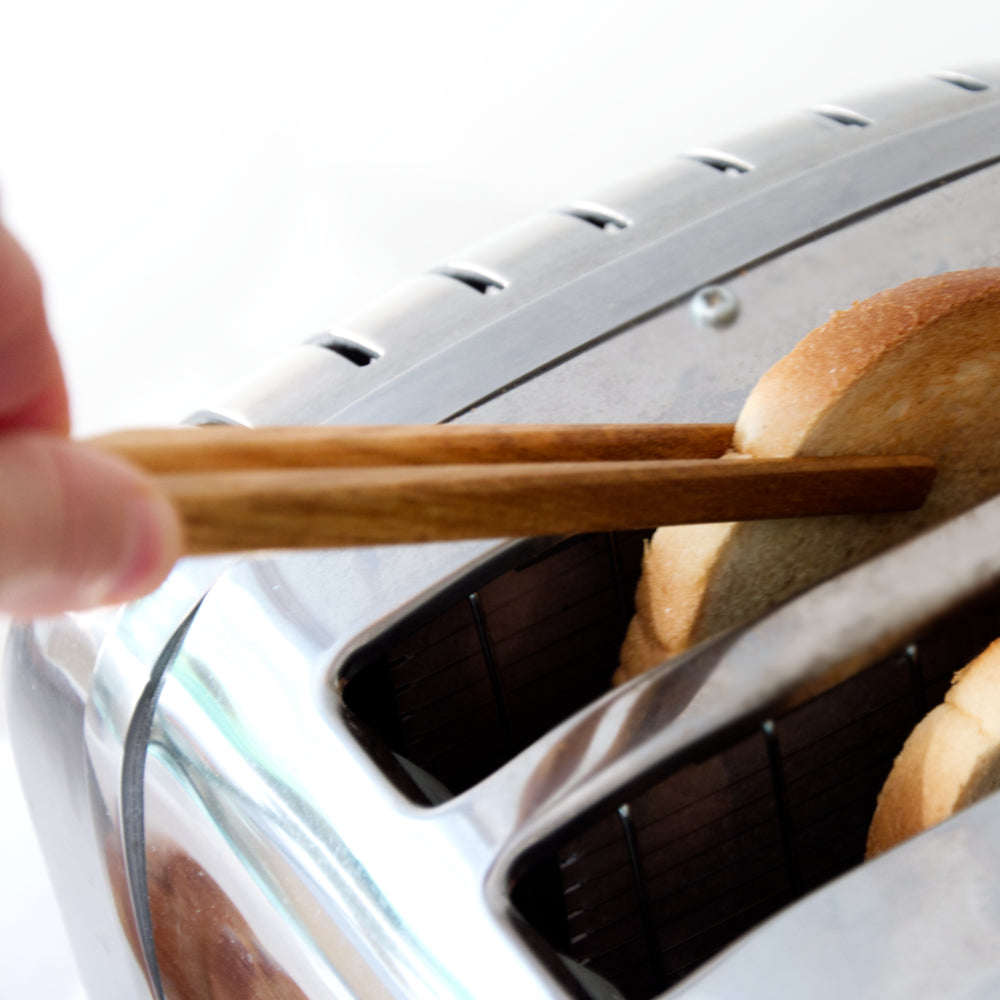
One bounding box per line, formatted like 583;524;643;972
331;102;1000;427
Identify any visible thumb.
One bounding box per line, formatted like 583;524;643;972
0;433;182;616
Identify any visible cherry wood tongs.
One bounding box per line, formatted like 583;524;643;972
90;423;936;555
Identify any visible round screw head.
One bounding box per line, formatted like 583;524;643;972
691;284;739;328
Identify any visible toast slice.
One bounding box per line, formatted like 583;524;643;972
867;637;1000;857
617;269;1000;684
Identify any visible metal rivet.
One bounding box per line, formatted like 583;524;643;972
691;284;739;328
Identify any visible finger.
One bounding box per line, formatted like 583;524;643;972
0;224;70;433
0;434;182;616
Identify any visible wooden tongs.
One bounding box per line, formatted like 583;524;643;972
90;424;936;555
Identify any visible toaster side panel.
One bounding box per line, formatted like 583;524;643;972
3;615;155;1000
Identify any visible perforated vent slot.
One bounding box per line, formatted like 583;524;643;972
309;333;381;366
434;264;509;295
812;104;873;127
933;70;992;92
684;149;754;175
561;203;632;231
511;583;1000;998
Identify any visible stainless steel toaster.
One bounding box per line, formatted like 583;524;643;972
8;65;1000;1000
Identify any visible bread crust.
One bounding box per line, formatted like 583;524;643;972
867;638;1000;857
619;269;1000;679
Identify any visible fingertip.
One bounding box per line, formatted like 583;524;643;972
0;435;183;616
104;472;185;607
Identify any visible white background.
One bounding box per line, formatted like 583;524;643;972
2;3;999;996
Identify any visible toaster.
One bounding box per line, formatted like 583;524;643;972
8;65;1000;1000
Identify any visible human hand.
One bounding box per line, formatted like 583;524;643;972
0;222;181;615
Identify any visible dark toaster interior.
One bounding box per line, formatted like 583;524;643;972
344;532;647;795
343;531;1000;998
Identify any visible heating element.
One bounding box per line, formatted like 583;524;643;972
8;66;1000;1000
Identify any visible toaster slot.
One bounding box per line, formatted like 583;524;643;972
508;583;1000;998
344;531;647;796
342;524;1000;993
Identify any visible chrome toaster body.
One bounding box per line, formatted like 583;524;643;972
8;67;1000;1000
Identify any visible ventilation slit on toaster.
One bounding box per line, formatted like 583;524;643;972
434;264;509;294
684;150;754;175
308;333;382;366
560;204;632;231
811;104;874;128
932;69;992;92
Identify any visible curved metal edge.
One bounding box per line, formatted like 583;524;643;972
119;604;203;1000
80;557;234;997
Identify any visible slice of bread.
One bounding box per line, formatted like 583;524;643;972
616;269;1000;684
867;638;1000;857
